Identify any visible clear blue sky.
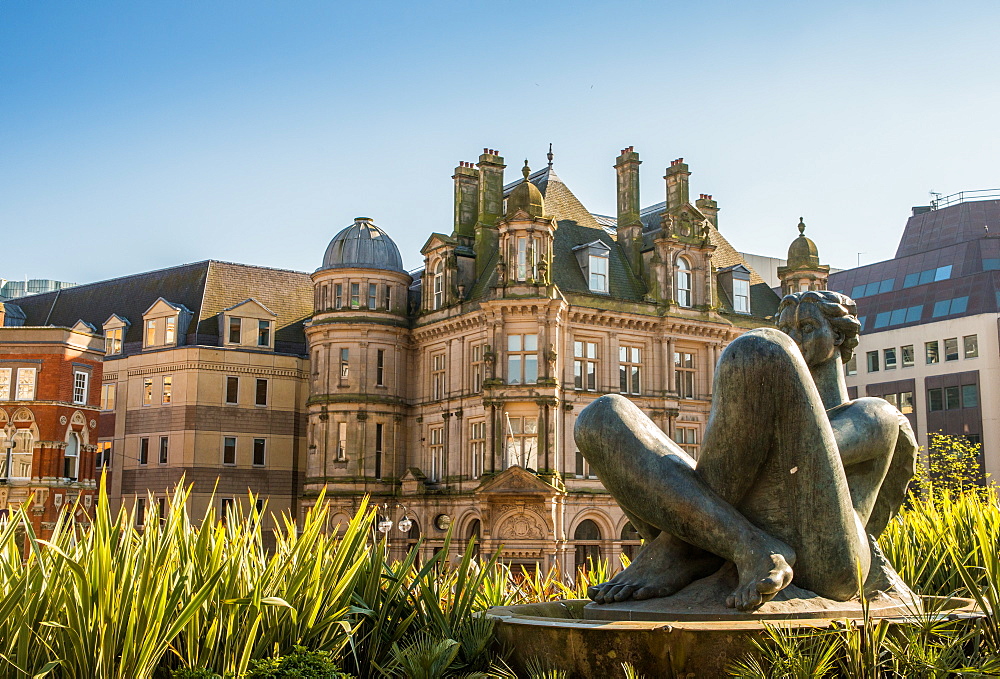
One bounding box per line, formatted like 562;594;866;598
2;1;999;283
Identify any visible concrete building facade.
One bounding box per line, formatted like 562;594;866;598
829;195;1000;478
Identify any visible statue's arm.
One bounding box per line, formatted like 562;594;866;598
829;398;904;468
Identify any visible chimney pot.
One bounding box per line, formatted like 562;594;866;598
484;148;488;154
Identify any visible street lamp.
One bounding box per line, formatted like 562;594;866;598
376;502;415;536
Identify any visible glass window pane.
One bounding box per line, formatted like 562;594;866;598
899;392;914;414
884;393;898;407
508;335;521;352
884;348;897;369
879;279;894;293
918;269;935;285
944;338;959;361
935;265;953;281
507;356;521;384
524;355;538;384
864;282;881;296
951;296;968;314
962;384;979;408
524;334;538;351
932;300;951;318
945;386;961;410
901;345;914;366
905;306;922;323
874;312;891;328
851;285;866;299
619;346;626;362
903;273;919;288
889;308;906;325
964;335;979;358
928;388;943;411
575;341;584;357
926;342;939;364
867;351;879;372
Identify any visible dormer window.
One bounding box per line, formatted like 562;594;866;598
572;240;612;294
717;264;751;315
103;314;130;356
142;299;189;349
221;299;277;350
734;279;750;313
676;257;693;307
589;255;608;293
105;328;123;355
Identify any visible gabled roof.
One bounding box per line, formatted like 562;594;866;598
6;261;313;354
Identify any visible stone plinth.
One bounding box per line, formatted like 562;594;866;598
487;594;981;678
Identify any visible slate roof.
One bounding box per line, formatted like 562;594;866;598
895;199;1000;258
604;200;780;319
6;261;313;355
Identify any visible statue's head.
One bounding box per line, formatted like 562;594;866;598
776;290;860;367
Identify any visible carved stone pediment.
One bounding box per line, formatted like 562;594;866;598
475;466;562;498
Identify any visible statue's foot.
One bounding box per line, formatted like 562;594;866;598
588;532;723;604
727;538;796;611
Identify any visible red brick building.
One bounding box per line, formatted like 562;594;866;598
0;302;104;536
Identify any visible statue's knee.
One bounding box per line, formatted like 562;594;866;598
575;395;630;460
719;329;800;376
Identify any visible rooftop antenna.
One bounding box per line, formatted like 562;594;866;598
857;252;866;267
546;143;553;169
930;190;942;209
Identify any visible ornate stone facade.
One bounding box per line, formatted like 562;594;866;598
303;147;782;572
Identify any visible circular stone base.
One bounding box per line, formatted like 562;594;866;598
584;565;921;622
487;593;981;678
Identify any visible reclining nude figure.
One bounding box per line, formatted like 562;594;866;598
575;290;917;612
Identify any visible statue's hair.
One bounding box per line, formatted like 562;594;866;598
777;290;861;363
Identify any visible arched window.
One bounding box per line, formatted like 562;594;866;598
574;519;602;570
64;432;80;480
620;522;642;561
468;519;481;559
2;428;34;480
676;256;692;307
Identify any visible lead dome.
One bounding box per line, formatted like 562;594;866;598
786;218;820;269
320;217;405;273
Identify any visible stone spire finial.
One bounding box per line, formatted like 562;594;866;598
547;143;554;168
522;160;531;180
798;218;806;235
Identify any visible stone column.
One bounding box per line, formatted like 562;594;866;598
664;337;675;394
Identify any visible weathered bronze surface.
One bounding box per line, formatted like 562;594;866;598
576;290;918;612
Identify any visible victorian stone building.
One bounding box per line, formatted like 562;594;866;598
2;145;791;569
306;147;784;571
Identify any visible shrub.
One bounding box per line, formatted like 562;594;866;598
244;646;351;679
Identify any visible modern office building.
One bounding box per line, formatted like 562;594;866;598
0;278;76;301
828;191;1000;477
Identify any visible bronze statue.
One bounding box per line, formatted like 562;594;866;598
576;290;916;611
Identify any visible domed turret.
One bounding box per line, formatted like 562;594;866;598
786;218;820;269
778;218;830;296
505;161;544;219
321;218;405;273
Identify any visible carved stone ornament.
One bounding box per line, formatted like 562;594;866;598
59;416;68;426
89;419;97;429
496;511;546;540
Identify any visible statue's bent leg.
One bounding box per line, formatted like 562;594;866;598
697;328;869;600
576;393;795;610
